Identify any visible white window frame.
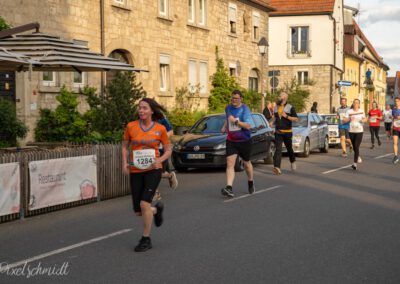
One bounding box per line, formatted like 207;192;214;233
42;71;56;87
290;26;310;54
198;0;206;26
248;69;259;92
188;0;195;23
199;61;208;95
229;62;237;77
228;3;237;34
160;54;171;92
297;71;309;85
114;0;125;5
188;60;197;93
159;0;169;17
73;71;85;88
252;11;260;41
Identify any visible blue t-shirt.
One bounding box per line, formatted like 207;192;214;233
225;104;253;142
392;107;400;131
158;117;173;132
337;106;350;129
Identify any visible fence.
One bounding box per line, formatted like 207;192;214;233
0;143;130;223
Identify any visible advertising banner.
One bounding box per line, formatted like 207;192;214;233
0;163;20;216
29;155;97;210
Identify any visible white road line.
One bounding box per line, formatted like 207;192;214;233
0;228;132;272
223;185;283;203
374;153;393;159
322;165;352;174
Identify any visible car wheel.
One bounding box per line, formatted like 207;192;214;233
264;141;275;164
234;156;244;172
320;136;329;153
300;138;310;158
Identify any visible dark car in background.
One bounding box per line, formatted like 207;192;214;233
172;113;275;172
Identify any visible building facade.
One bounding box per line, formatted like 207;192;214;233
0;0;274;144
268;0;344;113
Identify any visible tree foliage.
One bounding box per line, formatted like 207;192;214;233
266;79;310;112
0;16;11;31
0;100;28;147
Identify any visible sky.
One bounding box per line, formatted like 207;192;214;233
344;0;400;77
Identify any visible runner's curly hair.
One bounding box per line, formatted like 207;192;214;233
139;98;167;121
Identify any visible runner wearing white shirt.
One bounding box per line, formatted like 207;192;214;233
343;99;367;170
383;105;393;139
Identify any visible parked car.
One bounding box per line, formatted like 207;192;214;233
172;113;275;172
320;114;340;147
282;112;329;157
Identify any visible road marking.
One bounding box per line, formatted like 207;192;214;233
0;228;132;272
374;153;393;159
223;185;283;203
322;165;352;174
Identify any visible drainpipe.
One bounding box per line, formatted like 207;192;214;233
100;0;105;96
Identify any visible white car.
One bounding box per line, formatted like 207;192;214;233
321;114;340;147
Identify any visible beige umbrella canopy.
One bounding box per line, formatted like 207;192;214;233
0;47;41;71
0;23;146;72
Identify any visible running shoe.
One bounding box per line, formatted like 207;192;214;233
351;163;357;170
248;182;255;194
291;162;297;171
168;171;178;190
134;237;152;252
154;202;164;227
370;144;375;149
358;156;362;163
393;156;399;164
341;151;347;157
273;167;282;175
378;140;381;146
152;190;162;202
221;187;234;197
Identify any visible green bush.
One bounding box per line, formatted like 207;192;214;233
167;109;206;129
0;99;28;147
0;16;11;31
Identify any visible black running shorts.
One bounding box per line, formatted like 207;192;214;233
339;128;349;139
385;122;392;131
226;139;252;162
130;169;162;212
393;130;400;137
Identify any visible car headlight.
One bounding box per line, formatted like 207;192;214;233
293;135;302;143
214;143;226;150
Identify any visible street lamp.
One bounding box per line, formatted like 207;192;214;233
258;37;269;112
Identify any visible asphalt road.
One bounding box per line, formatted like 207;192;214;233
1;134;400;284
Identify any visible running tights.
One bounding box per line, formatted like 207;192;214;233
369;126;380;145
349;132;363;163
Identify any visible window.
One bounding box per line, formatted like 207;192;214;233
160;54;170;92
229;63;237;76
188;0;195;23
198;0;206;26
229;3;237;34
248;69;259;92
252;114;266;129
114;0;125;4
291;26;309;55
199;61;208;94
188;60;197;93
159;0;168;17
73;71;85;87
297;71;309;85
252;12;260;41
42;71;56;87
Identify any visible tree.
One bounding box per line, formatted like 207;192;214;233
0;16;11;31
84;71;146;141
0;100;28;147
268;79;311;112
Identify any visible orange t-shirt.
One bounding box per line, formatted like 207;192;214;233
123;120;170;173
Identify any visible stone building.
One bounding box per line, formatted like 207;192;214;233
268;0;344;113
0;0;274;144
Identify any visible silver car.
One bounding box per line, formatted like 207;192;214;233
282;113;329;157
320;114;340;147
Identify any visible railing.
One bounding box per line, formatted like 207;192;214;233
0;143;130;223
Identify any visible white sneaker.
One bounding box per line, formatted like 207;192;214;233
357;156;362;163
168;171;178;190
291;162;297;171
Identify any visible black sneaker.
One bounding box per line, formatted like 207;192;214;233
221;187;234;197
393;156;399;164
351;163;357;170
134;237;152;252
154;202;164;227
370;144;375;149
248;182;255;194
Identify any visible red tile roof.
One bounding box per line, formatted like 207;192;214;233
249;0;276;11
269;0;335;16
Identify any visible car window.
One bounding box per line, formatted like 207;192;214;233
252;114;266;130
312;114;321;124
292;115;308;127
323;115;339;125
190;116;225;134
309;114;317;125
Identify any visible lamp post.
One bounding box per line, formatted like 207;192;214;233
258;37;268;112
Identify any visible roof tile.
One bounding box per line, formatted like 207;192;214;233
269;0;335;15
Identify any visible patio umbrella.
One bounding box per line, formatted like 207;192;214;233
0;47;41;71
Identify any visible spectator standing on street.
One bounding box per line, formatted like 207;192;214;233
391;97;400;164
122;98;171;252
220;90;255;197
310;101;318;113
272;92;298;175
368;101;383;149
343;99;367;170
263;100;273;123
383;104;393;140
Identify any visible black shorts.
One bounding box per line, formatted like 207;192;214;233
385;122;392;131
226;140;252;162
393;130;400;137
130;169;162;213
339;128;349;139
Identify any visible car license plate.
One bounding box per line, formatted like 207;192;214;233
187;153;205;159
